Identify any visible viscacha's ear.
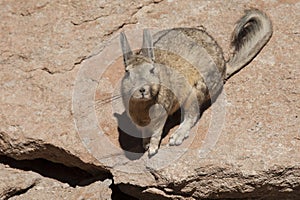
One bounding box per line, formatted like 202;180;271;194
120;32;133;68
142;29;154;61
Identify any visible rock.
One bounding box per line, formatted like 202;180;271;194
0;163;112;200
0;164;40;200
0;0;299;199
10;179;112;200
0;0;163;176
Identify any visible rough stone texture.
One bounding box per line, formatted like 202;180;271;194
0;164;40;200
0;0;299;199
0;164;111;200
10;179;112;200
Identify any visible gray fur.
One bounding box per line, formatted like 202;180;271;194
120;32;133;68
226;9;273;79
120;9;272;156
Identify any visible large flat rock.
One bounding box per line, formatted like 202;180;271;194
0;0;299;199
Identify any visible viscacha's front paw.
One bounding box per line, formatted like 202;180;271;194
143;137;150;150
169;128;189;146
148;146;158;157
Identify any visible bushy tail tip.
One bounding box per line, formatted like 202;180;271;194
226;9;273;79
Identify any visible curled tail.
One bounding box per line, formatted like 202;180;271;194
226;9;273;79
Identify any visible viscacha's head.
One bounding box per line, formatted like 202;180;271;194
120;30;160;101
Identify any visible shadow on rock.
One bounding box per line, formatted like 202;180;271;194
113;109;183;160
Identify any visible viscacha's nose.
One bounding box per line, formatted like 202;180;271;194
139;87;146;94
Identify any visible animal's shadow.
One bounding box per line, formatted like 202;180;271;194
113;99;212;160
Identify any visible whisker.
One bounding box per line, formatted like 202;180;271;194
96;94;122;105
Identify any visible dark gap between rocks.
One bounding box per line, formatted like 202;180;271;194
0;155;108;187
4;183;36;200
110;183;139;200
0;155;142;199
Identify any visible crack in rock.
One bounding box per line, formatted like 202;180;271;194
71;13;109;26
115;166;300;199
15;1;50;17
3;182;36;200
0;133;110;179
